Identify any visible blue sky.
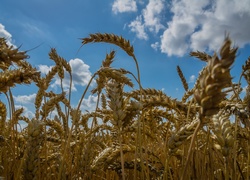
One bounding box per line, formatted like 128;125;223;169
1;0;250;118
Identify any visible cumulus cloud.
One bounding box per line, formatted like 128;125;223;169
112;0;137;14
128;16;148;40
69;58;93;87
0;23;15;46
160;0;250;56
142;0;165;33
14;94;36;104
123;0;250;56
128;0;164;40
38;58;93;92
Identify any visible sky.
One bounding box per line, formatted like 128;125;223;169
1;0;250;118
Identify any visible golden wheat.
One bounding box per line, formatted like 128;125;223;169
1;35;250;179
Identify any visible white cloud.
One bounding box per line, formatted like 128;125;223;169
138;0;145;5
160;0;250;56
80;95;98;112
243;86;247;93
112;0;137;14
0;23;15;46
0;24;11;39
151;42;160;51
128;16;148;40
69;58;93;87
128;0;165;40
14;94;36;104
142;0;165;33
38;58;94;92
38;65;52;74
189;75;196;83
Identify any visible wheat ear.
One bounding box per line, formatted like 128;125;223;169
22;119;43;179
182;37;237;180
0;101;7;134
0;38;28;70
190;51;212;62
177;65;189;91
106;80;127;180
194;37;237;118
81;33;134;57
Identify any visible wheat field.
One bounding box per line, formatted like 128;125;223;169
0;33;250;179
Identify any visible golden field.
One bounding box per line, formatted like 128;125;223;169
0;34;250;179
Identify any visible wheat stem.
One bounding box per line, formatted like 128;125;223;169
181;119;202;180
76;72;97;112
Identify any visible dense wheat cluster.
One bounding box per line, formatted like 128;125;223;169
0;34;250;179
